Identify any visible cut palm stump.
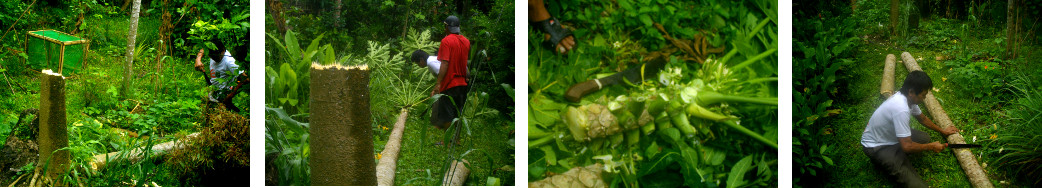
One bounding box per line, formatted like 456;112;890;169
880;54;897;98
309;63;376;186
89;132;201;170
376;109;409;186
38;69;69;179
900;52;993;188
441;159;470;186
529;163;605;188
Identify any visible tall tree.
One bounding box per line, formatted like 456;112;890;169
123;0;141;99
334;0;342;28
891;0;899;36
1007;0;1017;58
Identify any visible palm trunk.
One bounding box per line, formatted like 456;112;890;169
38;70;68;180
122;0;141;99
900;52;994;188
529;164;605;188
891;0;899;36
376;109;409;186
89;132;201;171
880;54;896;99
441;160;470;186
309;64;376;186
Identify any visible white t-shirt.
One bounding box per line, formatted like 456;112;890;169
861;91;922;148
426;56;441;76
208;51;242;91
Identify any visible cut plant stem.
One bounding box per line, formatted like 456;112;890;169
686;103;777;149
731;47;778;71
696;90;778;106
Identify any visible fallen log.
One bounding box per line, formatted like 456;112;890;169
441;159;470;186
309;63;376;186
38;69;69;179
529;163;606;188
89;132;200;171
900;52;994;188
880;54;897;98
376;109;409;186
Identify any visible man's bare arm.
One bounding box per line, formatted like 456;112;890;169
899;137;944;153
915;113;958;136
435;60;450;93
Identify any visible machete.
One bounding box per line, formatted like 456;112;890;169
564;56;668;102
947;143;982;148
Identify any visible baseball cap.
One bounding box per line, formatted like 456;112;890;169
444;15;461;34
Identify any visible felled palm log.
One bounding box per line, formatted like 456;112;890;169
38;69;69;179
880;54;897;98
89;132;200;170
900;52;994;188
441;159;470;186
376;109;409;186
309;63;376;186
528;163;605;188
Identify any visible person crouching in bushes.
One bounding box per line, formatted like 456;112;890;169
193;39;249;112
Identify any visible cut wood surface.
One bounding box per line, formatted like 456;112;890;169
900;52;994;188
529;163;605;188
880;54;896;99
38;69;68;179
89;132;200;171
441;160;469;186
376;109;409;186
309;63;376;186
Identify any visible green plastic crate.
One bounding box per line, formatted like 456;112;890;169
24;30;90;75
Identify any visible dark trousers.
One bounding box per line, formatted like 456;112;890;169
431;86;469;129
862;129;931;188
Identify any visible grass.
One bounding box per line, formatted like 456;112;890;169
819;16;1037;187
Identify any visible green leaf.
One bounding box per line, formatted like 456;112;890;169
726;155;754;188
639;15;653;27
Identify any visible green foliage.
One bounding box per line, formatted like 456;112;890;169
187;10;250;52
992;74;1042;186
265;30;338;115
792;13;859;186
944;58;1010;102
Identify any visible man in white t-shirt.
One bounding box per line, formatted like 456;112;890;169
861;70;959;188
410;50;441;77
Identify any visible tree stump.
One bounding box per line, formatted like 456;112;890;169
441;159;470;186
38;69;68;179
309;64;376;186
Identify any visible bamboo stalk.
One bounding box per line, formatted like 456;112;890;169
89;132;200;171
900;52;994;188
38;69;69;179
881;54;897;98
441;160;470;186
376;109;409;186
309;63;376;186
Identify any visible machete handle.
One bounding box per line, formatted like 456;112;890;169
565;79;603;102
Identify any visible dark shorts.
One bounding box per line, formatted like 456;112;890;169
431;86;469;128
862;129;931;188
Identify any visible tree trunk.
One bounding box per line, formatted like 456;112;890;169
1006;0;1016;58
891;0;900;36
334;0;342;28
89;132;201;171
309;64;376;186
38;69;68;180
441;160;470;186
123;0;141;99
900;52;994;188
376;109;409;186
880;54;897;99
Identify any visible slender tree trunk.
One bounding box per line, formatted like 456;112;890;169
334;0;342;28
891;0;899;36
123;0;141;99
1007;0;1016;58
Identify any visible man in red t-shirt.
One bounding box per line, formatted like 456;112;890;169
431;15;471;131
